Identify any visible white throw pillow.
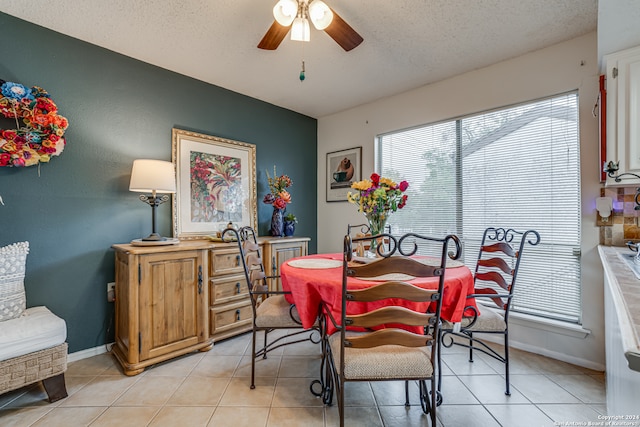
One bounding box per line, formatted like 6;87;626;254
0;241;29;321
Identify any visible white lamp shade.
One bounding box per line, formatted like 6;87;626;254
291;17;310;41
308;0;333;30
273;0;297;26
129;159;176;193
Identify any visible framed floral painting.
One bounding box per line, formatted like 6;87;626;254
172;129;257;239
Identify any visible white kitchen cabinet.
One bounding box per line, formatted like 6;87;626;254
605;45;640;185
598;246;640;415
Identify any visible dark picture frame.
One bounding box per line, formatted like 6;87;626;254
326;147;362;202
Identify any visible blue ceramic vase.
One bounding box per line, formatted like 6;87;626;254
284;220;295;237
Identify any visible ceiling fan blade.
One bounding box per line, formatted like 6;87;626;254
324;8;363;51
258;20;290;50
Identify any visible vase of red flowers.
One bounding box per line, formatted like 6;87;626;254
348;173;409;256
263;166;292;237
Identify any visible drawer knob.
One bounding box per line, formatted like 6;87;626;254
236;282;241;294
235;309;241;321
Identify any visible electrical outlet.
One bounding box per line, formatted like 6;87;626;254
107;282;116;302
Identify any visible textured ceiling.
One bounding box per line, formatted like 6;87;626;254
0;0;598;118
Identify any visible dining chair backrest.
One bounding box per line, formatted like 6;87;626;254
346;223;392;236
343;258;444;348
342;232;461;344
439;226;540;397
326;231;461;426
346;223;392;254
222;226;270;309
472;227;540;318
222;225;316;389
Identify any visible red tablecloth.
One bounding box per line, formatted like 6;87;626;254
280;253;477;333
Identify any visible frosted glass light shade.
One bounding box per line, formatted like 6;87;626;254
129;159;176;193
291;17;310;41
308;0;333;30
273;0;298;26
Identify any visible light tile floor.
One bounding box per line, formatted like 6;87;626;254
0;331;607;426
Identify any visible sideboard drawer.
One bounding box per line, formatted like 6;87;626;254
210;274;249;306
210;301;252;336
210;248;243;276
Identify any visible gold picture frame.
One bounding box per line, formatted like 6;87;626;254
172;128;257;239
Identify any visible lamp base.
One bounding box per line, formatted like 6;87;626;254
142;232;166;241
130;237;180;246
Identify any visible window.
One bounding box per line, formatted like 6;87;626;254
377;92;581;324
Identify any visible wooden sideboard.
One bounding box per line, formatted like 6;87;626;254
209;236;309;341
111;236;309;373
111;241;212;375
262;236;310;292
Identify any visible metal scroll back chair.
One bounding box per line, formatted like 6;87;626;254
324;231;462;427
222;226;319;389
346;223;392;255
440;227;540;396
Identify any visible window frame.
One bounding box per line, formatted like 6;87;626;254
376;91;582;324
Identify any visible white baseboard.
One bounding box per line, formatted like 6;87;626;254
67;343;113;363
512;339;605;371
475;334;606;372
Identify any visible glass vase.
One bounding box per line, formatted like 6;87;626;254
271;208;284;237
365;211;389;257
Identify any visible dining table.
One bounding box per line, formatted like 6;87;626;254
280;253;478;335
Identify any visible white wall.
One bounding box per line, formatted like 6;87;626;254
316;32;605;369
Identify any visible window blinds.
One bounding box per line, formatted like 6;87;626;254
378;92;581;323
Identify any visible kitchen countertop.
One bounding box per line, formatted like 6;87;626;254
598;245;640;371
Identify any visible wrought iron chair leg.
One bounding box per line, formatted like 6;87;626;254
437;329;443;393
468;331;474;362
323;354;334;406
504;330;511;396
262;329;268;359
311;325;332;404
404;381;410;407
251;328;257;389
338;377;345;427
430;377;437;426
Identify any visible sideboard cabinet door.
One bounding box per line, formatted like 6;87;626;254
261;237;310;292
112;242;211;375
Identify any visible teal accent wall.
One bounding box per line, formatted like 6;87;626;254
0;13;317;353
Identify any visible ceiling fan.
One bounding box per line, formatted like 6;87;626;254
258;0;363;52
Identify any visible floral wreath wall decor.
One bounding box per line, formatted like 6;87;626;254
0;80;69;167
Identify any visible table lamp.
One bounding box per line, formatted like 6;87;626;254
129;159;177;244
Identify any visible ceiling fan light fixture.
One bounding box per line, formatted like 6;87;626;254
273;0;298;26
291;17;310;42
259;0;362;52
308;0;333;30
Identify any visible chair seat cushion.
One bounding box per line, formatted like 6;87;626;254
0;306;67;361
328;332;433;380
255;295;303;328
443;305;506;331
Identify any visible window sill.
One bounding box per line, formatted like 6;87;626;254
509;312;591;339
